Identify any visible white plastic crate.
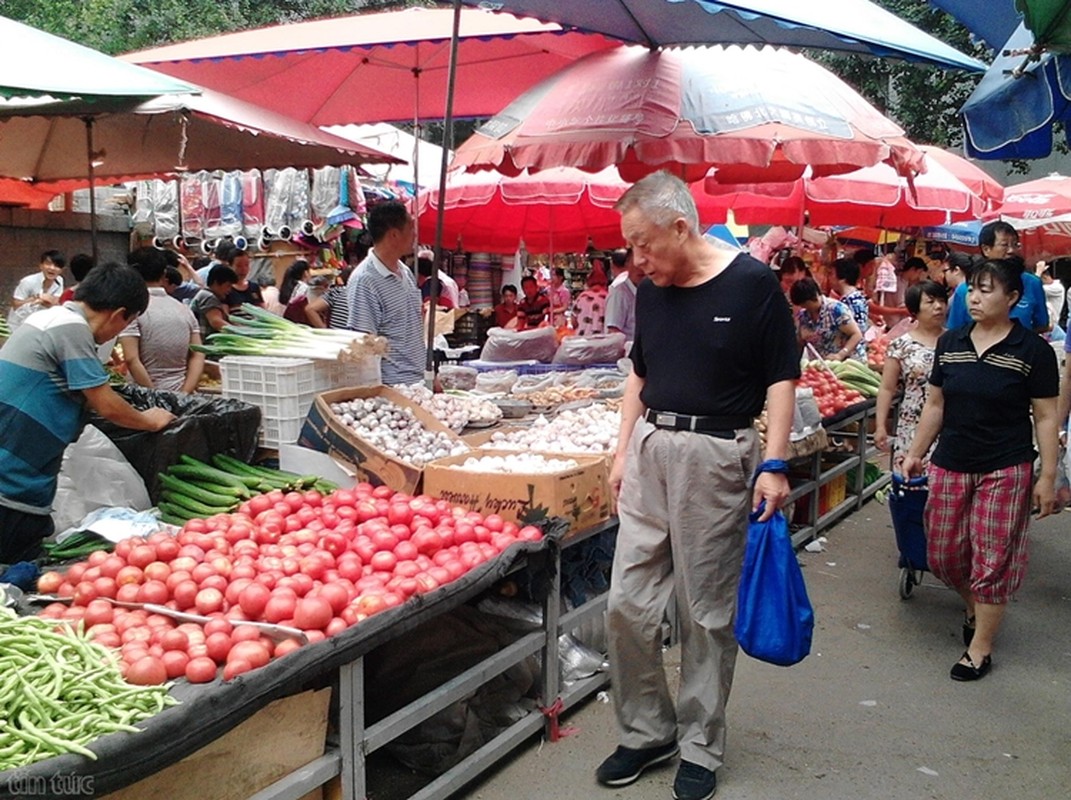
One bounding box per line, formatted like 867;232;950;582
259;415;308;448
220;355;381;449
311;356;382;392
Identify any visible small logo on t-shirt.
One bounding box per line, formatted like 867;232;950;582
712;316;732;322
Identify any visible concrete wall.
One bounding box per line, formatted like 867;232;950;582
0;209;130;317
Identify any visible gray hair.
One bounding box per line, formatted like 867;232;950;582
614;171;700;235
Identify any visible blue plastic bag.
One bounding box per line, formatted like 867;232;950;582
734;508;814;666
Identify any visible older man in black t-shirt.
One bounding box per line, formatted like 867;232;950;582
594;172;800;800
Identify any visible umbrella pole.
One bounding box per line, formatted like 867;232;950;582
84;117;99;265
425;0;462;389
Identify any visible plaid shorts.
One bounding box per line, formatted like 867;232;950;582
924;462;1033;604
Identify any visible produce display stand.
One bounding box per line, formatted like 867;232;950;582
785;399;892;547
0;522;617;800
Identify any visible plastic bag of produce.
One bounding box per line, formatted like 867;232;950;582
439;364;479;391
511;372;566;395
89;385;261;504
474;369;518;394
479;326;559;363
552;332;626;365
51;425;152;535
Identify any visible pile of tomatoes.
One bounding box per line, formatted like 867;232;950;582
798;365;866;418
36;483;543;686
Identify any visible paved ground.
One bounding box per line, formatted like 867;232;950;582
462;500;1071;800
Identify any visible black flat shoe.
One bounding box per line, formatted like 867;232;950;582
950;651;991;681
962;615;976;647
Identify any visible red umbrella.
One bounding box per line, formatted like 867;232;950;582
989;173;1071;259
919;145;1003;212
414;166;734;253
701;150;989;228
451;45;925;183
122;7;617;126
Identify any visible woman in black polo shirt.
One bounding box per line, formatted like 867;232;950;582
903;258;1059;682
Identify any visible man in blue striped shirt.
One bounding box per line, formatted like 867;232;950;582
346;202;425;385
0;264;176;562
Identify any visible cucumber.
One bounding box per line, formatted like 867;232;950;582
157;500;196;522
161;490;237;517
157;473;242;506
168;463;253;495
177;455;265;489
211;454;316;489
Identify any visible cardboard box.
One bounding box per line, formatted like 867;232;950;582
298;385;464;494
100;688;330;800
422;450;611;535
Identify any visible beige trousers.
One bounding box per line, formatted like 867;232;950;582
608;417;759;771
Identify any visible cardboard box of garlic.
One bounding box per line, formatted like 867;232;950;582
423;451;611;536
299;386;468;494
475;404;620;458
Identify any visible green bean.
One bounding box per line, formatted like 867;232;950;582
0;607;179;769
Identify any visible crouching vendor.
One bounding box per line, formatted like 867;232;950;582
0;263;176;563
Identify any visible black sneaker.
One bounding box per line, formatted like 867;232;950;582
595;742;679;787
673;760;718;800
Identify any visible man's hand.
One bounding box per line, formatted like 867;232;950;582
752;472;790;521
609;452;627;498
901;455;924;478
142;408;177;431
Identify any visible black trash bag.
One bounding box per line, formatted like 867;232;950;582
89;385;261;503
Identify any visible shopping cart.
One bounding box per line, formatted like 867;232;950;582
888;473;929;599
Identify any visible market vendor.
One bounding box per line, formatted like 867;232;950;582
517;275;550;328
790;276;866;361
0;263;176;564
597;171;798;800
346;201;425;385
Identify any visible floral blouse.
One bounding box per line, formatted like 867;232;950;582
796;296;866;361
840;288;871;336
573;286;607;336
886;332;937;471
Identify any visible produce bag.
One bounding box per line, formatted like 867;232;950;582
474;369;518;394
51;425;151;535
89;386;260;504
734;508;814;666
552;333;626;365
480;326;559;364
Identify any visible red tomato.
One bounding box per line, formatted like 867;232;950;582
316;583;351;616
194;587;224;615
185;656;218;684
264;593;297;623
126;655;167;686
204;632;234;664
293;596;333;631
370;551;397;572
238;582;271;618
228;640;270;669
127;544;157;570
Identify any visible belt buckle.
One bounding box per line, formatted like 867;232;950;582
655;412;676;428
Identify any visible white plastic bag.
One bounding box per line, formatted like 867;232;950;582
552;333;626;365
51;425;151;535
480;326;559;363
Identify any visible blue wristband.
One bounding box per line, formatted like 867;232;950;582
754;459;790;481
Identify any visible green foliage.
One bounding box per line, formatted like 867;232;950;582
812;0;990;149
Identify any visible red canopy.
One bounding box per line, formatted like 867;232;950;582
122;7;618;126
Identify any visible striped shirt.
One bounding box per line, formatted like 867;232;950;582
320;285;352;329
0;304;108;513
929;321;1058;474
119;287;198;392
346;251;424;385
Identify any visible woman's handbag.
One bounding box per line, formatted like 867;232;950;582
734;507;815;666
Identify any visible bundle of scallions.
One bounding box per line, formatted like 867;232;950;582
193;304;389;361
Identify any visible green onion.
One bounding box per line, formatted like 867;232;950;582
192;304;389;361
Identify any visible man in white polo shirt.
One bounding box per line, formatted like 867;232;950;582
606;248;643;340
346;202;424;385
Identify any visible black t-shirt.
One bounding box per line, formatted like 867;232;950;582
929;321;1059;473
631;253;800;417
226;280;264;311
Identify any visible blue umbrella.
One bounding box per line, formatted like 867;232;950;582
960;22;1071;159
924;1;1022;50
919;220;982;246
463;0;985;71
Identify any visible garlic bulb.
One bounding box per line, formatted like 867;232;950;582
328;396;468;467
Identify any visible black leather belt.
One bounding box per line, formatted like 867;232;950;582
644;409;752;439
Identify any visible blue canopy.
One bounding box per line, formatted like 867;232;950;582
919;220;981;246
925;1;1023;50
960;22;1071;159
464;0;985;71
